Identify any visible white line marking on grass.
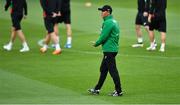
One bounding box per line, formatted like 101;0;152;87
63;49;180;60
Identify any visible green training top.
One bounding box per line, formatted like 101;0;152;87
94;15;120;52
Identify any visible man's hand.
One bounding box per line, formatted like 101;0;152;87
89;41;96;47
148;14;152;23
57;11;61;16
4;6;8;11
52;12;57;18
143;12;148;17
148;14;155;23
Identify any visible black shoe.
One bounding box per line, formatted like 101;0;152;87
109;90;123;97
88;88;100;95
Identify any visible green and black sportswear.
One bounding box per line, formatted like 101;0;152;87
94;15;120;52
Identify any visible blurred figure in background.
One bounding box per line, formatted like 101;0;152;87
39;0;61;55
132;0;156;48
147;0;167;52
56;0;72;48
38;0;72;49
3;0;30;52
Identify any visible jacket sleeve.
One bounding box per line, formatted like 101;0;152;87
40;0;52;16
4;0;11;11
149;0;155;14
23;0;28;15
144;0;150;12
150;0;166;18
155;0;166;18
57;0;62;13
94;21;114;47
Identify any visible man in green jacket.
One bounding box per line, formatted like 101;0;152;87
88;5;123;96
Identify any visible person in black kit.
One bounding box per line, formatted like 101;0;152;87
39;0;72;49
3;0;30;52
132;0;152;48
40;0;61;55
55;0;72;48
147;0;167;52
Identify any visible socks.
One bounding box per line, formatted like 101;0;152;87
150;42;155;47
22;42;28;48
8;41;13;46
55;44;61;50
137;37;143;44
153;39;156;43
160;43;165;49
67;36;72;45
43;44;48;49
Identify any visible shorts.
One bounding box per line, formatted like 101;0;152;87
44;16;55;33
11;14;23;31
55;10;71;24
135;12;149;26
149;16;166;32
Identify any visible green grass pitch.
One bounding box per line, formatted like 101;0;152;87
0;0;180;104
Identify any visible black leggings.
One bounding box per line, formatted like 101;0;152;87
95;52;122;93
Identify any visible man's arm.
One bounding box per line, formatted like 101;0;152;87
4;0;11;11
40;0;52;16
155;0;166;18
148;0;155;22
144;0;150;12
94;21;114;47
143;0;150;17
57;0;62;14
149;0;155;14
23;0;27;15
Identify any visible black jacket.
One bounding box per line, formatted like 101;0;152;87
5;0;27;15
137;0;150;13
40;0;62;16
149;0;167;18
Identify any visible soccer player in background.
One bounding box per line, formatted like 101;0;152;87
38;0;72;49
132;0;151;48
147;0;167;52
3;0;30;52
57;0;72;48
40;0;61;55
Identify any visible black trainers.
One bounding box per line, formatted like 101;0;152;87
109;90;123;97
88;88;100;95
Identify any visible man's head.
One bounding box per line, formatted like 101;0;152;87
98;5;112;18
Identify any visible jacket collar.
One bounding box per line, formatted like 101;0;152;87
103;15;113;21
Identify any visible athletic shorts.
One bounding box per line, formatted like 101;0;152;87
135;12;149;26
149;16;166;32
11;14;23;31
54;10;71;24
44;16;55;33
